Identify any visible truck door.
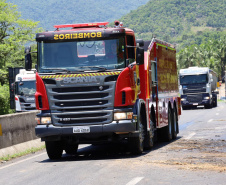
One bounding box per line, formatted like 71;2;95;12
8;67;22;109
151;60;158;123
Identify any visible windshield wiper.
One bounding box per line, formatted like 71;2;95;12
42;68;71;73
79;66;107;72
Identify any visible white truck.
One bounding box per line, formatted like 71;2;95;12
179;67;218;109
9;69;36;112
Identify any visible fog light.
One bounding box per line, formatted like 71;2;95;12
41;117;52;124
36;117;52;124
114;112;133;120
114;113;126;120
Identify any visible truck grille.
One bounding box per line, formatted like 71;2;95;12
183;88;206;94
43;76;117;126
187;94;202;103
19;97;36;111
183;84;206;94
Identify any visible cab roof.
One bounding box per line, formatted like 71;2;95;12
36;21;134;41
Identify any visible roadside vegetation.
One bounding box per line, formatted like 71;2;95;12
0;145;45;162
177;35;226;79
7;0;149;31
119;0;226;80
0;0;42;114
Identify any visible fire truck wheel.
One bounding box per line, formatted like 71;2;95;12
164;107;173;141
144;120;154;149
45;141;63;160
64;144;78;155
129;115;145;154
172;108;178;139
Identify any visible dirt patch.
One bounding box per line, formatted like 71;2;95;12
147;139;226;172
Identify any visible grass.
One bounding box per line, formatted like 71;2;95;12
218;99;226;102
0;145;45;162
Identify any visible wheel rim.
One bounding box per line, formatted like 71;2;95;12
168;110;172;134
138;118;145;148
173;111;177;133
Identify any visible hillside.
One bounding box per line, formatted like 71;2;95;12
119;0;225;45
7;0;149;31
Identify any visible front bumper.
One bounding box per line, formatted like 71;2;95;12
35;120;137;139
181;99;211;107
181;93;211;107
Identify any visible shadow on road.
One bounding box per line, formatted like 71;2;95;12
40;137;181;163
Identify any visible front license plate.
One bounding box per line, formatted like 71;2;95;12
73;126;90;133
193;103;198;105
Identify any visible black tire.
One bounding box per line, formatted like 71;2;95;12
213;94;217;107
205;101;213;109
164;107;173;141
65;144;78;155
172;108;178;139
129;114;145;155
144;119;154;150
182;106;187;110
45;141;63;160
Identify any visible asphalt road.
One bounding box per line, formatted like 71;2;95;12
0;102;226;185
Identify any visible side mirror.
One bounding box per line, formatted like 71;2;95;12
136;47;144;65
136;39;144;47
10;83;14;92
25;46;32;71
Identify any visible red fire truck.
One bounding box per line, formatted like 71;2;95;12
26;21;181;159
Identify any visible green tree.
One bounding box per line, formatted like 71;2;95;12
214;36;226;78
177;35;226;79
0;0;41;85
0;0;42;114
177;44;199;69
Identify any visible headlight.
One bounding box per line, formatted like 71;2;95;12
181;98;186;101
35;117;52;124
114;112;133;120
204;96;210;100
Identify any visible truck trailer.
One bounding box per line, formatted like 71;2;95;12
179;66;218;109
27;21;181;159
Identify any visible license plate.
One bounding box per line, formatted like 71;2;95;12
193;103;198;105
73;126;90;133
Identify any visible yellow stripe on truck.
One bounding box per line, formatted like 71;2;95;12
40;72;121;79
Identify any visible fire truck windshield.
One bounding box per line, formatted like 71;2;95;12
38;38;125;73
180;74;208;85
15;81;36;96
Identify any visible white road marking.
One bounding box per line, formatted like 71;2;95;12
184;132;196;140
0;152;46;170
215;126;226;130
208;119;213;122
126;177;144;185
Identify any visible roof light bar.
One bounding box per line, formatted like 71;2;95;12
54;22;109;29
